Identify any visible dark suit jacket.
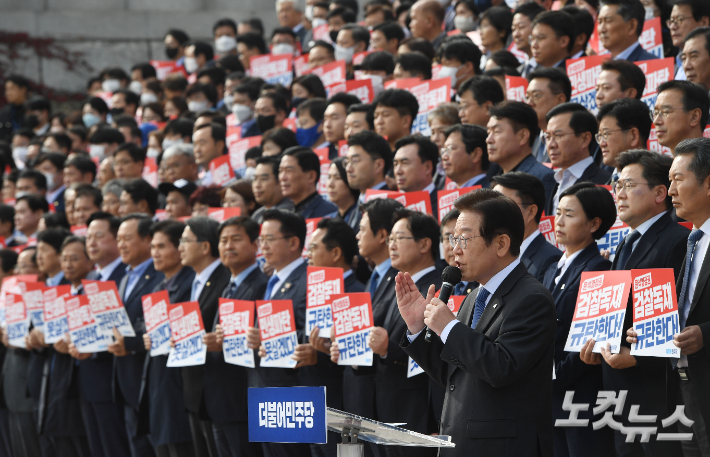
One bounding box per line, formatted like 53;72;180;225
545;161;612;216
508;154;557;204
139;267;193;446
296;193;338;220
241;120;261;138
542;243;610;419
376;268;440;434
344;273;365;293
203;267;267;424
604;213;688;422
522;232;563;283
403;263;556;457
627;44;659;62
182;263;231;416
49;188;66;214
115;261;164;409
2;348;34;413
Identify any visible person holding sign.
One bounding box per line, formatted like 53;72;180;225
140;220;194;457
399;189;556;457
541;183;617;456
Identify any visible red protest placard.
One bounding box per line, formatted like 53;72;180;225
353;51;373;66
679;222;693;230
142;157;158;187
314;147;331;196
364;189;433;216
206;207;241;223
337;139;348;157
142;290;170;335
312;23;332;43
228;135;261;171
294;54;310;77
328;79;374;104
539;215;559;249
466;31;482;48
630;268;680;357
384;78;421;90
507;41;528;63
331;293;374;366
66;294;109;353
407;79;451;135
150;60;187;80
638;17;663;58
282;118;297;132
636;58;673;109
82;280;136;337
66;295;94;332
307;266;344;337
304;60;348;89
446;296;466;316
436;186;480;222
219;299;254;337
6;293;27;348
647;126;673;157
249;54;293;86
564;271;631;353
226;125;242;146
566;55;608;113
209;155;236;188
256;299;298;368
43;285;72;344
505;76;528;102
303;218;323;257
167;301;207;367
70;225;87;236
22;281;45;330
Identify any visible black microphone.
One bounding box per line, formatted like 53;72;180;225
425;266;462;342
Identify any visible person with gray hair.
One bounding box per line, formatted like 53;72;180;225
101;179;125;217
276;0;309;49
161;143;199;184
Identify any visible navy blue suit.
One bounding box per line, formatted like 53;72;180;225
542;243;614;457
139;267;194;452
116;261;165;457
545;161;612;216
206;266;268;457
295;193;337;219
626;44;659;62
522;232;563;283
492;155;557;204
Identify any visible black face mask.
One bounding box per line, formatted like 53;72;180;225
109;107;125;118
257;114;276;132
329;30;339;43
165;46;179;59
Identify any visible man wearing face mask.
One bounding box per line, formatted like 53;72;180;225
253;92;290;137
129;63;157;94
102;68;130;94
10;128;33;169
163;118;195;151
437;39;482;92
25;96;51;136
164;29;190;65
213;18;238;57
110;89;139;119
271;27;299;56
186;83;217;113
88;128;125;163
33;152;66;213
236;33;267;72
296;99;328;150
359;52;395;95
230;84;260;136
0;75;29;143
184;42;215;75
336;25;370;75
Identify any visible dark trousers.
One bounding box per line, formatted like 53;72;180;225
678;371;710;457
155;442;195;457
212;421;255;457
49;435;91;457
8;410;42;457
553;422;614;457
188;412;217;457
0;408;12;457
261;442;311;457
81;398;131;457
125;404;156;457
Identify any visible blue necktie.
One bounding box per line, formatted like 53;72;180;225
678;229;704;329
471;287;490;329
264;275;279;300
190;279;200;302
369;270;380;297
224;281;238;299
615;230;642;271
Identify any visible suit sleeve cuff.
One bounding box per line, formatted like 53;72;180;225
440;320;459;344
406;329;423;343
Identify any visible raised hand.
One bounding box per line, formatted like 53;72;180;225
395;272;435;335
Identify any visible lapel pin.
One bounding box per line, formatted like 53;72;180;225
561;284;565;290
144;275;150;280
206;282;211;287
285;283;291;289
280;288;285;293
387;277;391;281
493;303;497;309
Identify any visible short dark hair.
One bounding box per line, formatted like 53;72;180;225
292;74;327;99
454;189;524;257
213;18;237;34
685;26;710;60
532;11;576;52
164;118;195;138
75;184;103;209
327;92;361;111
87;211;120;237
616;149;673;209
120;213;154;238
45;133;72;153
114;143;147;164
197;66;226;88
186;216;220;258
327;6;357;24
258;92;289;115
399;37;436;60
372;21;406;43
480;6;514;43
64;155;97;181
233;83;261;102
37;228;72;254
35;152;66;172
347;131;393;174
372;89;419;123
86;97;110;116
438;39;483;70
546;102;599;140
271;26;297;40
490;172;546;223
488;101;541;147
674;0;710;23
282;147;322;184
0;249;18;274
187;82;217;105
195;122;227;145
596;98;652;145
238;18;263;35
487;50;523;70
190;41;214;61
297;98;328;123
60;235;88;256
359;198;404;235
527;68;572;102
255;155;281;178
394;135;439;177
113;89;140;108
514;1;546;21
261;127;298;152
347;104;375;129
18;170;47;192
360;51;395;75
561;5;595;51
674;138;710;185
395;52;432;80
123;179;159;215
600;0;646;37
41;212;70;230
166;29;190;45
441;208;460;229
458;75;505;106
89;127;125;145
27;96;51;113
5;75;30;90
657;80;710;130
340;24;370;47
261;209;307;249
444;124;489;171
316;218;359;265
218;216;261;243
0;205;15;233
131;62;157;80
392;208;440;260
600;60;646;100
559;182;618;239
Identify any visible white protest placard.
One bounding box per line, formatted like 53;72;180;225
6;293;28;348
331;293;374;366
630;269;680;358
67;295;109;353
83;280;136;337
219;298;255;368
306;266;344;338
43;285;72;344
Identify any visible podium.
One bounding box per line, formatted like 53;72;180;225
327;408;455;457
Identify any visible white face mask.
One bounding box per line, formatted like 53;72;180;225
215;35;237;53
272;43;296;55
147;147;161;158
232;103;253;123
162;138;183;151
184;56;199;74
188;99;210;113
102;79;121;93
223;93;235;110
129;80;143;95
644;7;655;20
89;144;106;160
42;172;55;191
311;18;327;29
362;74;384;95
454;15;475;33
141;92;159;105
242;166;256;180
335;44;355;64
12;146;28;167
437;65;462;87
305;4;314;21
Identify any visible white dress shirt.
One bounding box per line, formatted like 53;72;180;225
553;156;595;213
98;256;123;282
555;249;584;285
191;258;222;301
519;230;541;259
267;257;305;299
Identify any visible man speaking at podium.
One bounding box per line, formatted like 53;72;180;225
398;189;557;456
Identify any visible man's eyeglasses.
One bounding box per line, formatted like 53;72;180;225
388;235;416;244
666;16;691;27
650;107;680;121
595;129;628;143
257;236;287;245
613;180;651;193
448;234;481;249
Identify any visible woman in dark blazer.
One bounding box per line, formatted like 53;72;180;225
543;182;617;457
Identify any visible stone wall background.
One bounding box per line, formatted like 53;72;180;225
0;0;279;94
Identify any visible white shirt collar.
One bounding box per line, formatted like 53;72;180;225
98;256;123;282
571;50;584;59
293;23;304;33
270;257;306;297
519;230;541;258
614;42;641;60
343;269;352;279
554;156;594;184
459;173;487;188
422;182;435;194
555;248;584;284
409;265;436;284
480;258;521;298
195;258;222;286
634;211;665;236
